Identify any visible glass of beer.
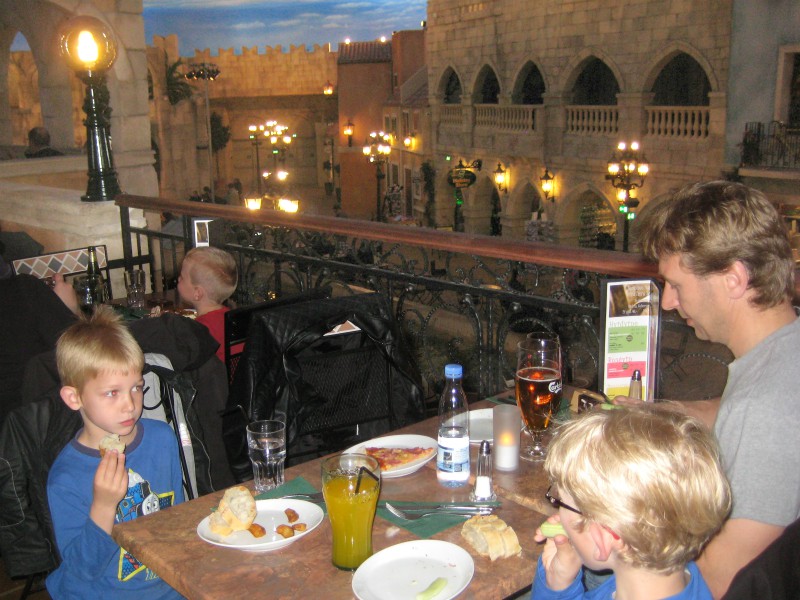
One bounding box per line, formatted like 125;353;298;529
321;453;381;571
516;336;563;460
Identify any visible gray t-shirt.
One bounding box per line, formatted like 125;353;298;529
715;316;800;525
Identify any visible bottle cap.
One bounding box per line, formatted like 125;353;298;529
444;364;463;378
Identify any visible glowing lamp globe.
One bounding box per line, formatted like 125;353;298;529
59;16;117;73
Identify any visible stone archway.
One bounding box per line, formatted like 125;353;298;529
558;185;618;249
502;180;540;239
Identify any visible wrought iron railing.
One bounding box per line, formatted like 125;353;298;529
740;121;800;170
117;195;733;407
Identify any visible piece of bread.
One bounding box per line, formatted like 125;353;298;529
461;515;522;561
99;434;126;457
208;511;233;536
214;486;257;533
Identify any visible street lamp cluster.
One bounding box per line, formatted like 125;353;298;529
363;131;392;221
245;120;297;212
185;63;221;198
606;141;649;252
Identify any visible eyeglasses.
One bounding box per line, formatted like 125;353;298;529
545;485;583;515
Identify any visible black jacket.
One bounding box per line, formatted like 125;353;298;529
227;293;424;477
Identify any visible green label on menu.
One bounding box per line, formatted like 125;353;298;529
608;325;648;352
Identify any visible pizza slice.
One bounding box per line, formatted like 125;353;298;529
364;446;436;471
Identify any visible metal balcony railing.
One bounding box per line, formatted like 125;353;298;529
116;195;734;408
740;121;800;170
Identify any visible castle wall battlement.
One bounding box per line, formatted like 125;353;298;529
152;36;339;98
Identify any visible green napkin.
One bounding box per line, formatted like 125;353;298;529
255;476;319;501
376;501;472;539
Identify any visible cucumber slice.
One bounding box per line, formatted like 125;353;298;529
540;521;566;538
416;576;448;600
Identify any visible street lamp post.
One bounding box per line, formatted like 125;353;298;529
606;141;649;252
248;124;266;195
363;131;392;221
58;16;120;202
185;63;220;200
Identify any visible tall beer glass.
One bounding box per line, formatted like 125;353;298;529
516;336;562;460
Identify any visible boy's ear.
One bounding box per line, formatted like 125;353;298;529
60;386;82;411
588;522;624;563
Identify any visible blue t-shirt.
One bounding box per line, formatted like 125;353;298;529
46;418;185;599
532;558;711;600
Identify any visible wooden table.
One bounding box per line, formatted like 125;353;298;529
112;400;553;599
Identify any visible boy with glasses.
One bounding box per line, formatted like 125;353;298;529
531;406;730;600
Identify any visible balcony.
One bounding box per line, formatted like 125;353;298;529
740;121;800;170
117;194;736;408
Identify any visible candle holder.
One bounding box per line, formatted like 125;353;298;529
492;404;521;471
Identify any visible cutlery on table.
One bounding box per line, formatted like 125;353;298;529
282;492;324;502
384;502;494;521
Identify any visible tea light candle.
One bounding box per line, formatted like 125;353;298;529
493;404;521;471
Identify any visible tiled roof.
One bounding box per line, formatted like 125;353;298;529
337;41;392;64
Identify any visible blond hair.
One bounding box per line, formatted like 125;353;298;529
637;181;794;307
183;247;238;304
545;406;731;574
56;306;144;391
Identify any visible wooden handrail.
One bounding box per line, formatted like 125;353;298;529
116;194;657;279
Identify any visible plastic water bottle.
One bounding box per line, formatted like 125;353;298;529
437;364;470;487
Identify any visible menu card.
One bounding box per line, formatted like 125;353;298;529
599;279;661;402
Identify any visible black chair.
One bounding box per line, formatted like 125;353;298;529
226;292;424;477
223;287;332;385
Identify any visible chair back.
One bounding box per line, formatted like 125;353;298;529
227;292;424;472
223;287;332;384
11;245;112;297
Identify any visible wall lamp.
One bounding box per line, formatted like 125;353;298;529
323;80;334;95
540;167;555;202
343;120;354;147
494;163;507;194
58;15;120;202
403;133;415;149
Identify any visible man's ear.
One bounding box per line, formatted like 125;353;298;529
724;261;750;300
588;522;624;562
60;386;82;411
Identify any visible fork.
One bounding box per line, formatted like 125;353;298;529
384;502;493;521
282;491;324;502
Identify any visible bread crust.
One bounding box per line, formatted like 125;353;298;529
461;515;522;561
210;486;257;536
98;434;126;457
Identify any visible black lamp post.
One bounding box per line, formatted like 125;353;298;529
363;131;392;222
248;124;266;195
58;16;120;202
185;63;220;199
606;141;649;252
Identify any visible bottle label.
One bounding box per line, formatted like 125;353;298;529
548;380;562;394
437;435;470;474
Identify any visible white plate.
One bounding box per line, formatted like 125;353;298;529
352;540;474;600
345;434;437;479
469;408;494;444
196;499;323;552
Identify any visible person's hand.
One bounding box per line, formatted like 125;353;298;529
535;515;582;591
611;394;644;407
52;273;81;315
89;450;128;534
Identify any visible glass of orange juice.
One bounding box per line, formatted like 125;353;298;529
321;453;381;571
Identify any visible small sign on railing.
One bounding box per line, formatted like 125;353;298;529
598;278;661;402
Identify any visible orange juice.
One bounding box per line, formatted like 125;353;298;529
322;463;380;570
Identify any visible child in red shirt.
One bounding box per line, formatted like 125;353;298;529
177;247;238;362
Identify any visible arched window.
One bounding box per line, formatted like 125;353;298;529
652;53;710;106
572;58;619;105
443;69;462;104
474;66;500;104
512;62;545;105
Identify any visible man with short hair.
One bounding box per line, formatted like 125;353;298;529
634;180;799;598
24;126;63;158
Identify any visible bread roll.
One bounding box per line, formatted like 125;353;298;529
99;434;126;457
211;486;257;536
461;515;522;561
